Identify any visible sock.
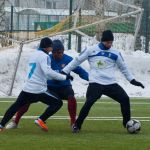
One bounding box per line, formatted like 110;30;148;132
14;104;30;124
68;96;77;125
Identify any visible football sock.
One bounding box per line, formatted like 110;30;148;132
14;104;30;124
68;96;77;125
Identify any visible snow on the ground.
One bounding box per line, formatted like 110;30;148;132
0;41;149;98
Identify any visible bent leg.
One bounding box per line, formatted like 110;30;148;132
76;83;102;129
104;84;130;127
38;91;63;122
0;91;29;127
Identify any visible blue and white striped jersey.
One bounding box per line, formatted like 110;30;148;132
63;43;134;85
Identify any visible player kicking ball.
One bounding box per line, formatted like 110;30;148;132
62;30;144;133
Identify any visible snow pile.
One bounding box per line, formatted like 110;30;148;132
0;42;149;98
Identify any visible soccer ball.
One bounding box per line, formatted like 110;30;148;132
126;119;141;134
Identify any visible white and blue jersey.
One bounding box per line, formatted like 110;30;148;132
63;43;134;85
47;54;89;88
23;49;66;93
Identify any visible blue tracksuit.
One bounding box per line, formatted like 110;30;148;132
47;54;89;88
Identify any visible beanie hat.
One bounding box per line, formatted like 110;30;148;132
39;37;53;48
101;30;114;42
52;39;64;53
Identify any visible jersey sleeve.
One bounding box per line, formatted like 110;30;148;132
63;48;89;74
116;52;134;82
72;66;89;81
39;55;66;81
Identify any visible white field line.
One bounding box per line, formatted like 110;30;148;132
0;116;150;121
0;101;150;105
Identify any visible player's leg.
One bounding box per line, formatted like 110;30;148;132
58;86;77;125
68;95;77;125
6;104;30;129
34;91;63;131
0;91;30;130
104;84;130;127
73;83;102;132
15;104;30;124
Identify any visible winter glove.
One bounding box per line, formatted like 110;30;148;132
130;79;144;89
61;71;74;81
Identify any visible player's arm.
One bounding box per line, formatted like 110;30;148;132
39;55;67;80
72;66;89;81
116;52;144;88
63;48;89;74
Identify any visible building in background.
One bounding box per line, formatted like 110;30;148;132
1;0;149;52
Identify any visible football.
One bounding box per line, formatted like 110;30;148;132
126;119;141;134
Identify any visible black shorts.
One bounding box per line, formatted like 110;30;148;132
86;83;129;103
47;86;74;100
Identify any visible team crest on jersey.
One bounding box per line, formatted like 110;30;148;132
97;60;106;68
61;64;65;68
97;60;104;67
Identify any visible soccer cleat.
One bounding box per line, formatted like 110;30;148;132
71;124;80;133
35;118;48;132
6;121;18;129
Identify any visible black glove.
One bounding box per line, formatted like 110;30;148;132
61;71;68;75
61;71;74;81
130;79;144;89
66;74;74;81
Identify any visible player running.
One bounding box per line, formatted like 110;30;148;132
0;37;73;132
6;39;88;130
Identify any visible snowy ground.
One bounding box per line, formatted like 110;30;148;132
0;40;150;98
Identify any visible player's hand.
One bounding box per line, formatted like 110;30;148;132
130;79;144;89
66;74;74;81
61;71;73;81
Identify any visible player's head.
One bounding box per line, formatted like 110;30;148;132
101;30;114;49
39;37;53;52
52;39;64;60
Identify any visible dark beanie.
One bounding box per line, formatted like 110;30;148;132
101;30;114;42
39;37;53;48
52;39;64;53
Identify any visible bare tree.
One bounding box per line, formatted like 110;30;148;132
0;0;11;47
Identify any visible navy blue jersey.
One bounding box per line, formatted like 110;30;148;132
47;54;89;88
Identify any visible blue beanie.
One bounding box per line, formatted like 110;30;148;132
101;30;114;42
52;39;64;53
39;37;53;48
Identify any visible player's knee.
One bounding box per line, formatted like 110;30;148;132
85;99;96;107
57;99;63;108
68;95;76;101
121;95;130;105
124;95;129;102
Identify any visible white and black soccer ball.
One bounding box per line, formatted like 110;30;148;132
126;119;141;134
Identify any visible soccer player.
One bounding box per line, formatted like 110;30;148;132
6;39;88;129
0;37;73;132
62;30;145;133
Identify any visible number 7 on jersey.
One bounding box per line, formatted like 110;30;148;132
28;63;36;79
